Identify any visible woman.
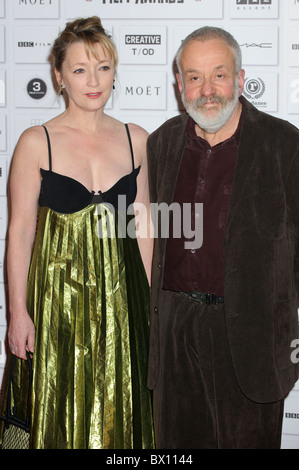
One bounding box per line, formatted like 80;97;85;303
1;16;154;449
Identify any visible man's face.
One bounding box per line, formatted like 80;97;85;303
176;38;245;133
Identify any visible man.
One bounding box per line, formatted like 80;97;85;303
147;27;299;449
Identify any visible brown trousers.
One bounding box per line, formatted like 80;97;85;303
153;290;284;449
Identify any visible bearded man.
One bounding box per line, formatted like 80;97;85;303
147;26;299;449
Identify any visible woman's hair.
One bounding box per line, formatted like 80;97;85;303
175;26;242;77
51;16;118;72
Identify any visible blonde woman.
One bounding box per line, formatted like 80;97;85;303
1;17;154;449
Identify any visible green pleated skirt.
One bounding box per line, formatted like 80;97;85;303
2;203;155;449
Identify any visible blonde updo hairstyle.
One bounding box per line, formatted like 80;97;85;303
51;16;118;92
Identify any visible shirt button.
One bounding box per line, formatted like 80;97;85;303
154;307;158;314
191;249;196;254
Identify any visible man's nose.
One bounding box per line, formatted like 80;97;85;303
200;78;215;97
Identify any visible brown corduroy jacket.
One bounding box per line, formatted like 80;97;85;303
147;97;299;403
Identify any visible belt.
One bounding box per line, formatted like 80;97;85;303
180;291;224;305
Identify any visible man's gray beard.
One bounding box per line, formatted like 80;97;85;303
182;81;240;134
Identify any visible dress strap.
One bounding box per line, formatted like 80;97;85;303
125;123;135;171
42;125;52;171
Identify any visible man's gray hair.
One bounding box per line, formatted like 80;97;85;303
175;26;242;76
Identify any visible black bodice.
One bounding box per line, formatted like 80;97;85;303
39;125;140;214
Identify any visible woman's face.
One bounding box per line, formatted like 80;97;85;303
56;40;115;112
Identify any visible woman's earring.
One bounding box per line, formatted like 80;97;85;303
60;84;65;95
113;79;115;90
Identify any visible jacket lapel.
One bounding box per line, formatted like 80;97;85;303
159;114;188;206
225;98;261;235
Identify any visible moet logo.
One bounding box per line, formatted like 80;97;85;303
18;0;52;4
14;0;59;19
120;71;166;110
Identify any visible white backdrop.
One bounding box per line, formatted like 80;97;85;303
0;0;299;449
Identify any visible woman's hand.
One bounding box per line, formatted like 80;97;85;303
8;311;35;360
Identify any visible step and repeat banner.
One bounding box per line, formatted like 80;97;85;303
0;0;299;449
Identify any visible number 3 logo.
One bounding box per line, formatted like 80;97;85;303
27;78;47;100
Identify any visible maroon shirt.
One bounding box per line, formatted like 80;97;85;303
163;114;242;296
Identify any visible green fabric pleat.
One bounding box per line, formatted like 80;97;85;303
1;203;154;449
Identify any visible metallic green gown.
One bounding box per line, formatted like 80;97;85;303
2;203;155;449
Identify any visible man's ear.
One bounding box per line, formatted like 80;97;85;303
176;73;183;95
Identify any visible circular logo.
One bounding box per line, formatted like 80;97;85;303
243;78;265;100
27;78;47;100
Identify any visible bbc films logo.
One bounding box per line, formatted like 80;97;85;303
18;41;52;48
14;26;58;63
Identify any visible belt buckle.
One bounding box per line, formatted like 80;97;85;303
205;293;213;305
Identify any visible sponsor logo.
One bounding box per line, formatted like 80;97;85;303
27;78;47;99
242;73;277;111
18;0;53;4
285;413;299;419
231;26;278;65
17;41;52;47
125;35;161;45
231;0;277;19
243;77;266;100
239;42;272;48
85;0;185;3
14;0;59;19
236;0;272;4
